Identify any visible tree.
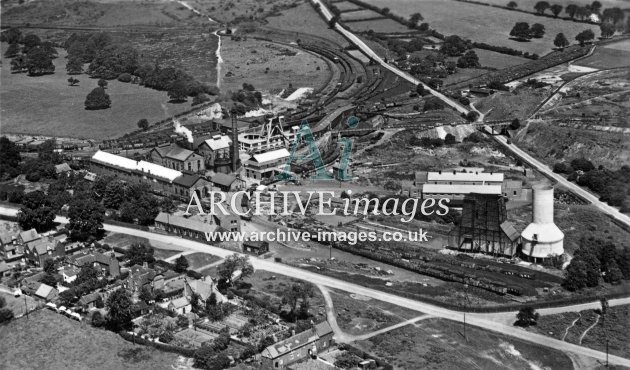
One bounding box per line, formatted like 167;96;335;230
91;311;106;327
17;191;56;232
174;255;189;273
602;8;624;24
570;158;595;172
106;289;133;331
139;286;154;303
43;259;56;274
444;133;458;145
515;307;539;326
510;22;532;41
565;4;578;19
281;283;314;321
441;35;468;56
137;118;149;130
25;46;55;76
1;27;22;44
564;259;589;290
125;243;155;266
67;77;79;86
415;84;425;96
40;273;57;287
605;260;623;284
21;34;41;53
4;43;20;58
84;87;111;110
97;78;108;89
591;1;602;13
534;1;550;15
409;12;423;27
167;78;189;102
507;1;518;9
87;43;138;79
0;296;14;323
457;50;480;68
66;56;83;74
575;29;595;46
554;33;570;49
67;196;105;241
217;254;254;287
600;22;615;38
550;4;563;17
530;23;546;38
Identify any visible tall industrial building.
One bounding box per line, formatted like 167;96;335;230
520;185;564;260
448;194;520;256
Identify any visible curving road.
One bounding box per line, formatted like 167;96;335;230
2;205;627;366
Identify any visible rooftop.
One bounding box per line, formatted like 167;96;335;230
251;148;290;164
173;174;204;188
422;184;503;195
426;171;504;183
155;212;217;234
211;173;236;187
92;150;182;182
165;146;196;162
203;135;232;151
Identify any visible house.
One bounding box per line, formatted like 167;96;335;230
78;292;101;309
198;135;233;171
244;148;290;180
154;212;218;244
17;228;40;245
54;163;73;176
243;240;269;255
34;283;58;301
126;264;156;295
132;301;150;317
60;265;80;283
23;236;65;266
67;251;120;278
261;321;334;369
1;231;22;262
167;296;192;315
183;276;226;306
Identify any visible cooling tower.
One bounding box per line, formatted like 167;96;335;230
521;185;564;259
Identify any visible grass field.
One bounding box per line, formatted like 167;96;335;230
341;9;383;21
265;2;350;47
356;318;574;369
574;41;630;69
1;0;204;27
219;37;329;94
473;48;529;68
0;309;182;370
0;292;39;318
362;0;600;55
346;18;416;33
0;46;191;139
334;1;365;12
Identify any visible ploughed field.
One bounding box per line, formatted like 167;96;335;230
360;0;600;55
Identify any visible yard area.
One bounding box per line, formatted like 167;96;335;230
362;0;600;55
0;291;39;318
0;309;182;370
0;46;191;140
355;318;574;369
184;252;223;270
473;48;530;69
329;288;422;336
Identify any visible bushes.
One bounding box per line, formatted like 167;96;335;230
423;96;445;111
118;331;197;357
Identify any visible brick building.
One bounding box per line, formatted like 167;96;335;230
261;322;334;369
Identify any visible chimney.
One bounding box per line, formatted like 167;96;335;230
231;112;239;173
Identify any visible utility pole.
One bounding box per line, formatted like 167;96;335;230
24;294;29;319
463;284;468;341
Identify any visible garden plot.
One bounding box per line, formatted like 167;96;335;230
362;0;600;55
346;18;415;33
341;9;383;21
